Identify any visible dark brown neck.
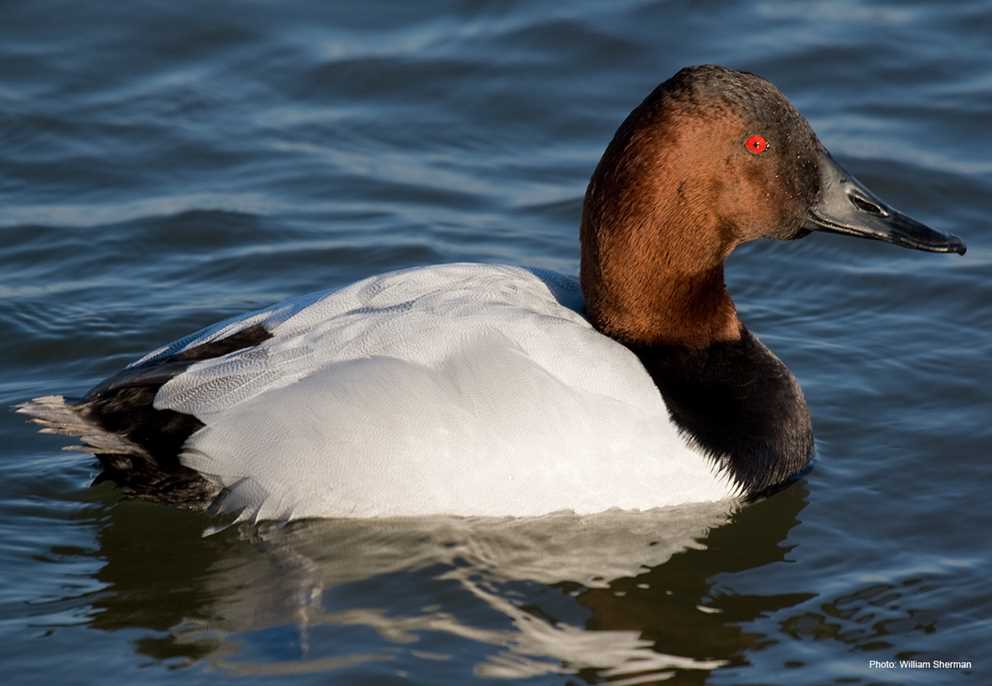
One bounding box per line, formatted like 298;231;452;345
577;103;744;348
582;261;741;348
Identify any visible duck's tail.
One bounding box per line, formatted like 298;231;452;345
17;395;219;509
17;395;149;457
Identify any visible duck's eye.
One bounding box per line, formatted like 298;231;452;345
745;134;768;155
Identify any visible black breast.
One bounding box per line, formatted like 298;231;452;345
631;329;814;495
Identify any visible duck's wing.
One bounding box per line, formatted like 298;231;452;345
150;264;624;417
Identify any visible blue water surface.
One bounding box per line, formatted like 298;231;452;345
1;1;989;684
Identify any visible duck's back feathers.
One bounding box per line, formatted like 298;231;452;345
167;264;741;519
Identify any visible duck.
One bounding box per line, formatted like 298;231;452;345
19;65;966;522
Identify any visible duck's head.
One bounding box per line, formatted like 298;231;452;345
581;64;966;348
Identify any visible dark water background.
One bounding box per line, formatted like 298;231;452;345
1;1;990;684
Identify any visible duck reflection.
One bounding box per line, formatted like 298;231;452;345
76;483;809;683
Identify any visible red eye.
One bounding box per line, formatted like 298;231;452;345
745;134;768;155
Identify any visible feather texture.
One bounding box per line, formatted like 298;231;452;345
141;264;739;519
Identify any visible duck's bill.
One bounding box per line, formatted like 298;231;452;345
803;149;966;255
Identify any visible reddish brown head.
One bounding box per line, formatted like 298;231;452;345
580;65;964;348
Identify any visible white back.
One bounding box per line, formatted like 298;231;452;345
149;264;737;519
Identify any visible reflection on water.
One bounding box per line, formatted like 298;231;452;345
4;0;989;682
61;484;808;683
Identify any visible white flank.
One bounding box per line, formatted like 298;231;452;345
144;264;742;520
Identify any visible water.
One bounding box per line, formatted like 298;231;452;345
1;1;989;683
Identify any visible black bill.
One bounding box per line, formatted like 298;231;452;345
803;148;966;255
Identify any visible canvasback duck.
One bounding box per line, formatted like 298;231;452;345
20;65;966;521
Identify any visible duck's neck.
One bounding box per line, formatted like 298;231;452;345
578;142;743;348
578;215;812;494
582;261;742;349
